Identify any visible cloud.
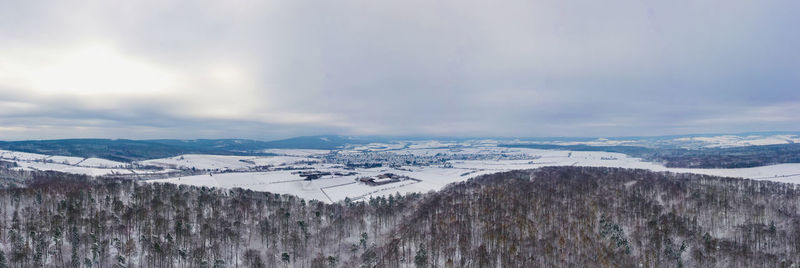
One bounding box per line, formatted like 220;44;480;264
0;0;798;140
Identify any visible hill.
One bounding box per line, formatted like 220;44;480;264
501;143;800;168
0;135;384;162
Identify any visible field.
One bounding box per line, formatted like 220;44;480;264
4;140;800;203
148;145;800;203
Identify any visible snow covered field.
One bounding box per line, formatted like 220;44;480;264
140;154;315;171
0;149;152;176
14;161;137;176
4;141;800;203
148;146;800;203
261;149;330;156
512;134;800;149
674;134;800;148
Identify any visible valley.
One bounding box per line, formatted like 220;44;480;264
3;134;800;203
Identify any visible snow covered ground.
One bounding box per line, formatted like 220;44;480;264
148;146;800;203
139;154;316;170
0;149;156;175
261;149;330;156
13;161;137;176
674;134;800;148
509;134;800;148
1;150;57;162
4;142;800;203
0;150;129;168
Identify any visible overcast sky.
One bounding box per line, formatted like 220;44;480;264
0;0;798;140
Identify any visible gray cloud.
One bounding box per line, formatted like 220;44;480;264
0;0;798;140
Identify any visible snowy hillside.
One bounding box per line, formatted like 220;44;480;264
139;154;316;171
0;149;167;176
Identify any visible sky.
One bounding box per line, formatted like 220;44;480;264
0;0;798;140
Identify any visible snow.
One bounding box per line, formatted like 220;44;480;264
139;154;316;170
78;157;128;168
372;177;395;184
14;161;145;176
44;155;86;165
504;134;800;148
250;156;316;166
0;150;128;168
555;139;637;146
261;149;330;156
0;150;51;162
675;134;800;148
145;164;498;203
406;141;458;149
349;142;408;151
149;171;331;201
0;149;169;176
4;138;800;204
145;146;800;203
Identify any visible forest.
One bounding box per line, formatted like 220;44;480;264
0;166;798;267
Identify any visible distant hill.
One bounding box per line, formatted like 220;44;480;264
0;135;379;162
0;139;264;162
500;143;800;168
5;133;799;166
257;135;376;149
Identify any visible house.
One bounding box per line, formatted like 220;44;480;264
357;173;404;186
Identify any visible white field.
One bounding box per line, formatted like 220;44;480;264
0;149;141;175
149;146;800;203
512;134;800;148
13;161;136;176
79;158;128;168
4;142;800;203
261;149;330;156
674;134;800;148
148;166;484;203
349;142;408;151
1;150;129;168
0;150;52;162
44;155;86;165
139;154;316;170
